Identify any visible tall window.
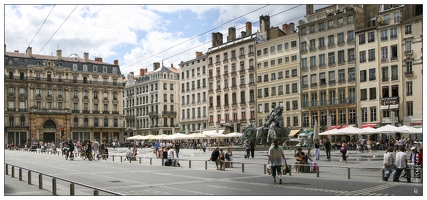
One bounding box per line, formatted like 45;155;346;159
407;101;413;116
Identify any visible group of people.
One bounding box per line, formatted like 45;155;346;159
293;147;317;173
383;146;422;183
207;146;234;170
62;139;109;160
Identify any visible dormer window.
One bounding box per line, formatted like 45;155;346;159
73;64;78;71
83;65;88;71
103;66;107;73
112;67;117;74
93;65;98;72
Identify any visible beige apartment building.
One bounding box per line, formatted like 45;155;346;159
299;5;360;130
4;46;125;145
255;15;301;129
124;63;180;136
207;23;257;132
178;52;209;133
355;4;423;131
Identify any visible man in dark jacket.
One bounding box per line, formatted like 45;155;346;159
208;146;222;170
324;138;331;161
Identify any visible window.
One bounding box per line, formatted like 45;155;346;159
360;70;366;82
301;27;306;35
368;49;375;61
359;33;365;44
391;45;398;60
382;67;389;81
285;42;289;49
319;72;326;85
368;32;375;43
393;12;400;23
309;25;315;33
310;56;316;69
318;37;325;48
382;86;389;98
391;85;399;97
328;20;334;28
328;35;335;46
391;65;398;80
319;54;326;67
380;30;388;41
361;89;367;101
277;44;282;51
369;68;376;81
347;15;354;23
405;41;412;54
310;74;317;86
348;67;355;82
292;83;298;93
291;55;297;61
338;69;345;83
278;58;283;64
103;66;107;73
407;101;413;116
337;18;343;26
359;51;366;63
318;22;324;31
328;71;336;84
301;58;307;70
263;48;268;55
337;33;344;45
390;28;398;39
257;50;261;56
291;41;297;48
328;52;335;65
370;107;377;122
405;25;412;34
381;47;388;61
338;50;345;64
406;81;413;96
369;88;376;100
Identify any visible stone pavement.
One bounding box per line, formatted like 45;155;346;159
4;146;422;196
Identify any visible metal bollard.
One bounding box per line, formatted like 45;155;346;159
6;164;8;175
150;158;152;165
28;171;31;185
162;158;164;166
264;164;267;174
189;160;191;168
52;178;57;195
382;169;385;180
70;183;75;196
289;165;292;176
205;161;207;170
242;163;244;172
139;157;142;164
12;166;15;178
316;166;319;177
348;167;350;179
94;189;99;196
121;156;123;162
113;155;114;162
39;174;43;189
19;168;22;181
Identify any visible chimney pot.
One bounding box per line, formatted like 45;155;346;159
84;52;89;62
26;47;32;57
140;68;145;76
114;60;118;66
246;22;252;35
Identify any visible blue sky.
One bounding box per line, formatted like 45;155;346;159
3;2;330;75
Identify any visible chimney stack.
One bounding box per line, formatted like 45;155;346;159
171;63;175;69
153;62;160;71
26;47;32;57
227;27;236;42
282;23;289;35
306;4;314;15
212;32;223;47
260;15;270;33
95;57;103;63
289;23;295;33
56;50;62;59
114;60;118;66
246;22;252;35
241;31;246;38
84;52;89;62
140;68;145;76
195;51;203;58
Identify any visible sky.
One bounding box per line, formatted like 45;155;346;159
3;1;330;76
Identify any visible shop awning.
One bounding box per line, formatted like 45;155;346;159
289;130;301;138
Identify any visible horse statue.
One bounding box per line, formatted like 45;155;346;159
255;106;290;145
237;123;257;144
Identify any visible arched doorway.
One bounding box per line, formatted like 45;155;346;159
43;120;57;142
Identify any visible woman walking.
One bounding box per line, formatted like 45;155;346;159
340;143;348;164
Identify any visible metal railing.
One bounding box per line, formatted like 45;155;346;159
5;163;123;196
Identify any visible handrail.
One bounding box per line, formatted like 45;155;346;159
5;163;124;196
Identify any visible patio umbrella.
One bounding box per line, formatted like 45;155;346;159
225;132;243;138
409;127;422;134
375;124;402;133
333;126;364;135
164;133;185;140
151;134;167;140
319;128;340;136
126;135;141;140
138;134;156;140
179;133;208;139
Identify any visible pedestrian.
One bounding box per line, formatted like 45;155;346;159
202;141;207;152
294;147;306;173
268;139;287;184
314;139;320;160
208;146;222;170
154;141;160;157
219;148;225;170
324;138;331;160
124;146;131;161
340;143;348;164
245;140;250;158
112;141;116;149
174;140;181;158
225;146;233;168
167;146;179;166
306;147;317;172
250;140;255;158
92;139;100;159
403;146;419;178
383;146;396;181
393;146;411;182
359;137;365;153
417;147;423;166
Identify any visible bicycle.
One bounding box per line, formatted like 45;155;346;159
81;150;93;161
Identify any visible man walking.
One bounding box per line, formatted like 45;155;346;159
314;139;320;160
174;140;181;158
324;138;331;161
250;140;255;158
383;147;396;181
359;137;365;153
393;146;410;182
92;139;100;159
268;139;287;184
